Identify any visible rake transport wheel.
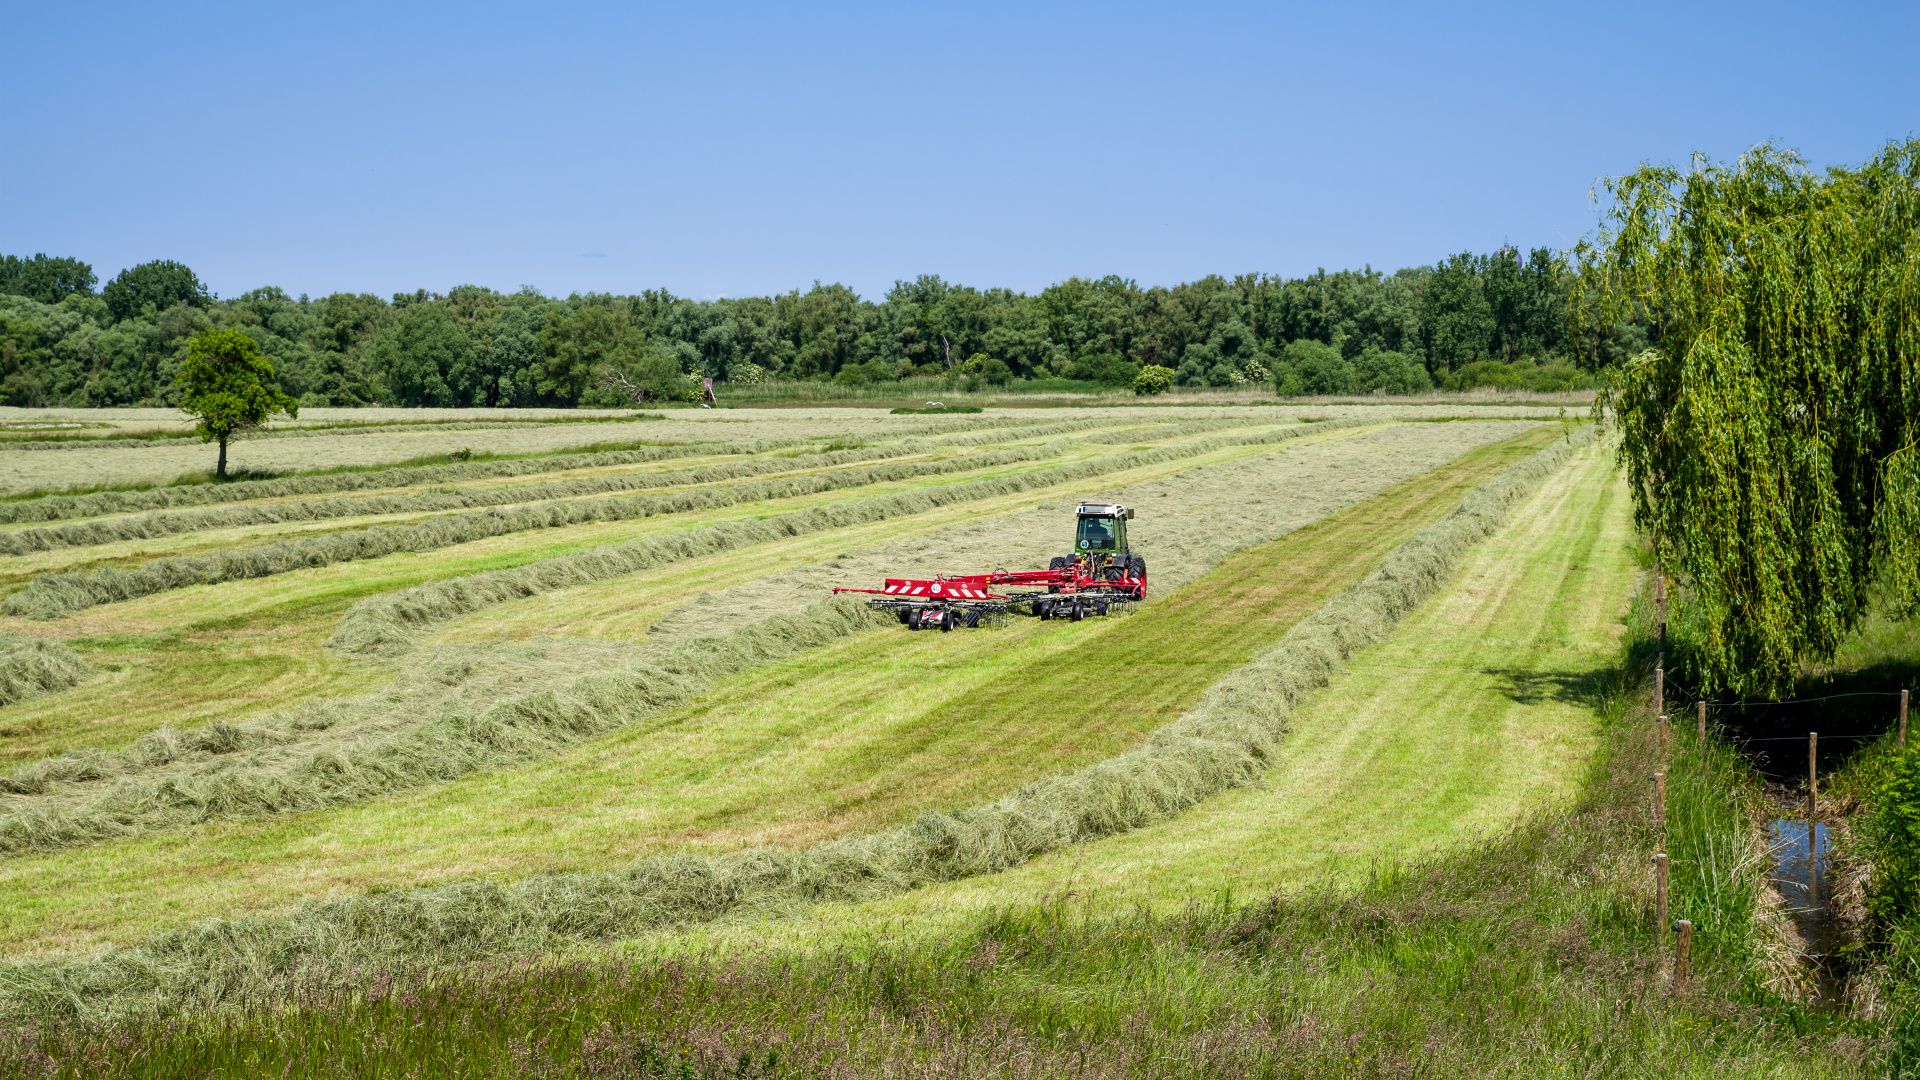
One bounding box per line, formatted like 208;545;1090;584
939;612;955;632
907;608;923;630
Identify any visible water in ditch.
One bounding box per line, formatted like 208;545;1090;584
1768;815;1848;1007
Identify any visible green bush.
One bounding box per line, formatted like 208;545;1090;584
1352;348;1432;394
1440;357;1599;393
1065;352;1141;387
1132;365;1173;395
1272;341;1432;397
1869;748;1920;922
831;360;895;386
1273;339;1354;395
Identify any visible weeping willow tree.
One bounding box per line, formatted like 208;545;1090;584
1583;140;1920;696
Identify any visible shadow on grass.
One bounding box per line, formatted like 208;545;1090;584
1479;664;1615;708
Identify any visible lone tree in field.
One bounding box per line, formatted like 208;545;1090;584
177;329;298;478
1584;140;1920;695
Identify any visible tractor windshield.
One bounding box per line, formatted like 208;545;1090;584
1076;515;1118;553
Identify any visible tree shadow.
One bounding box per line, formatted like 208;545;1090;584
1479;665;1615;708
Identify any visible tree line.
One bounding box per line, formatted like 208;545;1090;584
0;248;1654;408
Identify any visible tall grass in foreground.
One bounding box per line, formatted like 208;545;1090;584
0;569;1875;1076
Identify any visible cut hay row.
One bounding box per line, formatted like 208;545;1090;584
0;425;1597;1019
0;597;889;854
0;636;90;709
0;437;817;525
0;413;1164;526
327;420;1382;657
0;416;658;452
0;422;1522;834
931;414;1283;447
1;441;1084;621
0;438;984;558
1078;416;1300;444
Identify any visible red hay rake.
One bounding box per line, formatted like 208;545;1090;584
833;502;1147;632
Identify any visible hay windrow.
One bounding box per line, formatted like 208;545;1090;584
0;436;819;525
0;424;1597;1020
0;438;980;558
325;419;1384;656
0;442;1086;620
0;636;90;709
0;597;889;855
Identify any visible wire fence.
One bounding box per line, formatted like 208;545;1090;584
1650;660;1908;750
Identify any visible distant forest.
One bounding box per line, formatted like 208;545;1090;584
0;250;1654;408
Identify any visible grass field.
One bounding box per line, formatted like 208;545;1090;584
0;403;1881;1076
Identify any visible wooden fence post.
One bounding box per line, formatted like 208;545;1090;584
1655;653;1664;717
1674;920;1693;989
1809;732;1818;820
1903;689;1909;751
1659;714;1669;750
1698;700;1707;744
1653;772;1666;824
1653;853;1668;930
1656;573;1667;646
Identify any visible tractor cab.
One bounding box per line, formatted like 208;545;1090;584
1074;503;1132;556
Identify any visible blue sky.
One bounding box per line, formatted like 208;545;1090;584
4;2;1914;301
